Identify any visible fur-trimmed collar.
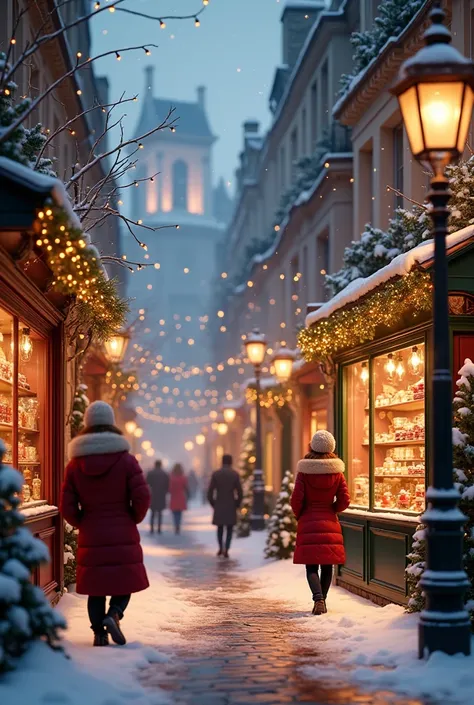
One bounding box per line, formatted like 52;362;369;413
68;432;130;460
297;458;345;475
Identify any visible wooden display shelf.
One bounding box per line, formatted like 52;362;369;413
0;377;36;397
366;399;424;412
363;439;425;446
18;461;40;466
0;422;39;433
375;474;425;479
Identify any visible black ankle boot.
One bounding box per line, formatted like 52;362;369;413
103;610;126;645
93;629;109;646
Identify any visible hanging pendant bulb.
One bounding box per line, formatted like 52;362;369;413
360;361;369;383
385;353;396;380
409;346;423;375
20;328;33;362
395;355;405;381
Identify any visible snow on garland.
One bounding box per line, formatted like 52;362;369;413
0;439;65;671
236;427;256;538
406;359;474;621
339;0;425;95
298;269;432;363
264;470;297;560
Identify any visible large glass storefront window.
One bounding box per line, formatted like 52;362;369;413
0;309;47;506
342;342;426;515
344;360;369;508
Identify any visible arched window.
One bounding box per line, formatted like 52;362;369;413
172;160;188;211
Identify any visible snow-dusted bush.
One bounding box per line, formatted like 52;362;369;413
406;359;474;621
0;440;65;671
70;383;89;438
264;470;297;560
63;521;78;589
236;427;256;538
340;0;425;94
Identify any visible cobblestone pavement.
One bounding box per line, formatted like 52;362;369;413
139;529;430;705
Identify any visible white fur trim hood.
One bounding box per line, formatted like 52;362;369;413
68;432;130;460
296;458;345;475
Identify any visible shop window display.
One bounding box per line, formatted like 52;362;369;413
344;360;369;507
0;308;46;506
372;343;426;513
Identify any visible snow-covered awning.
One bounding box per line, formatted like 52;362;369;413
305;223;474;329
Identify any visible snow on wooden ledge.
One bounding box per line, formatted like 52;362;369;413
305;223;474;329
343;507;420;524
21;503;58;519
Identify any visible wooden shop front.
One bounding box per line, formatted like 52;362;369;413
0;158;68;602
301;230;474;605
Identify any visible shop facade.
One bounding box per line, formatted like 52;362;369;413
0;159;69;602
301;232;474;605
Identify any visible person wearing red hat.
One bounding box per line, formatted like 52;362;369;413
291;430;350;615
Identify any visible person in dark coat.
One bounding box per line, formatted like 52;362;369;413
207;454;243;558
291;430;350;616
147;460;169;534
61;401;150;647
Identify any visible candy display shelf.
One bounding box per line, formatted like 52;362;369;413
0;377;36;397
363;439;425;446
0;422;39;433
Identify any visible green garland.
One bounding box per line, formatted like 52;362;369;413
298;270;432;362
35;204;127;341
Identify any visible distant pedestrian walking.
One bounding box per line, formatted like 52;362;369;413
169;463;188;534
207;454;243;558
187;469;199;500
61;401;150;647
147;460;169;534
291;430;350;616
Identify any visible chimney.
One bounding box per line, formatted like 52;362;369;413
197;85;206;110
243;120;260;136
145;65;155;98
281;2;325;69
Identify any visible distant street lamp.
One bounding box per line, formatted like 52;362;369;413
104;330;130;364
134;427;144;439
244;328;267;530
184;441;194;451
391;5;473;658
195;433;206;446
125;420;137;435
223;406;237;424
216;421;228;436
272;343;296;383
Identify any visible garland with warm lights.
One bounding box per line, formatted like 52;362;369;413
105;367;138;406
245;384;293;409
298;269;432;362
35;205;127;342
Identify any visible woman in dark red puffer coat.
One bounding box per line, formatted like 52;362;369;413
61;401;150;647
291;430;350;616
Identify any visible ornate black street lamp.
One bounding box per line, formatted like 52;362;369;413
272;343;296;383
245;328;267;530
391;5;474;658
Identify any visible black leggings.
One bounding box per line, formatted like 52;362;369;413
87;594;131;633
217;525;234;551
306;565;333;602
150;509;163;532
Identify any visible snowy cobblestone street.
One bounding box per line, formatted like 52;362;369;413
138;515;430;705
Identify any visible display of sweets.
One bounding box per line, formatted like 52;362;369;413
2;441;12;463
353;475;369;505
18;372;30;391
410;379;424;400
381;490;393;508
19;398;38;430
32;473;42;501
413;483;425;513
397;488;411;509
0;394;12;424
18;435;38;463
22;483;31;503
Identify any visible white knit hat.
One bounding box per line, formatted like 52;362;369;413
310;430;336;454
84;400;116;428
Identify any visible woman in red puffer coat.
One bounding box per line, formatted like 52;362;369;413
169;463;188;534
61;401;150;647
291;430;350;616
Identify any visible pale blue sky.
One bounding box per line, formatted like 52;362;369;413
90;0;283;191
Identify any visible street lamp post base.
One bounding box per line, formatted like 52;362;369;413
419;619;471;658
250;515;265;531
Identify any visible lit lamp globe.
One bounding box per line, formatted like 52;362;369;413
223;407;237;424
272;344;296;383
184;441;194;452
390;5;474;174
217;421;228;436
195;433;206;446
104;330;130;364
244;329;267;366
134;427;144;439
125;420;137;435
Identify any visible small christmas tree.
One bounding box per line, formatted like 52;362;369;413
236;427;256;538
63;521;78;589
0;440;65;671
405;359;474;621
264;470;297;560
70;383;89;438
446;155;474;233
